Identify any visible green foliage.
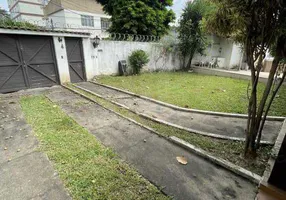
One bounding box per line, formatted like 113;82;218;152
95;0;175;36
98;72;286;116
0;18;37;29
178;0;215;70
128;50;149;74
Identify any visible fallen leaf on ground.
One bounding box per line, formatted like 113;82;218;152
176;156;188;165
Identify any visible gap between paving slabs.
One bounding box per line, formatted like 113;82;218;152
65;84;268;181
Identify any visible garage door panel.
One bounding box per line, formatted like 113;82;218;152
65;38;86;83
0;37;19;66
27;64;58;88
21;37;54;63
0;34;59;93
69;63;85;83
0;66;20;80
66;40;81;60
0;67;26;92
0;50;19;65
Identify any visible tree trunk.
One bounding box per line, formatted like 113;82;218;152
244;41;265;157
182;54;186;70
186;51;195;71
256;66;286;148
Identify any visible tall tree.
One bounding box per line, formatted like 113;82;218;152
178;0;215;70
206;0;286;157
95;0;175;36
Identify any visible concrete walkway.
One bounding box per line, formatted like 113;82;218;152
47;88;257;200
75;82;283;143
0;89;71;200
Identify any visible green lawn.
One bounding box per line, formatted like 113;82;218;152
69;85;272;176
97;72;286;116
20;96;168;200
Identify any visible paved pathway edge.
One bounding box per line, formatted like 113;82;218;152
73;84;273;145
64;85;262;184
91;81;285;121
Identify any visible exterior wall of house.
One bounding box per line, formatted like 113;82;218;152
53;36;71;83
228;43;243;68
46;9;110;36
220;38;233;68
43;0;62;16
44;0;104;16
191;35;243;69
46;9;66;27
8;0;44;21
82;37;94;80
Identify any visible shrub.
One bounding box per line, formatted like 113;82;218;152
0;19;37;29
128;50;149;74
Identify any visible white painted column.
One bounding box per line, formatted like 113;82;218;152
82;38;95;80
53;36;70;83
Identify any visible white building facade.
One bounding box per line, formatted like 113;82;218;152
7;0;47;22
43;0;110;37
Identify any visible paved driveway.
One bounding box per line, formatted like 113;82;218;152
47;88;258;200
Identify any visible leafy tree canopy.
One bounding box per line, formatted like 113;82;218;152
95;0;175;36
178;0;215;70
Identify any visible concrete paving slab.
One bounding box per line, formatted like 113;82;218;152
47;87;258;200
76;82;283;143
0;92;71;200
0;152;71;200
0;100;38;164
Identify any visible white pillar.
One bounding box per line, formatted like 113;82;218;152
82;38;95;80
53;36;70;83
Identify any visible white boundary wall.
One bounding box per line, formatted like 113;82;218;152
88;40;181;76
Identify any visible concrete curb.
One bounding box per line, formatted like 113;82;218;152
169;136;262;184
91;81;285;121
62;85;165;139
63;85;262;184
73;84;273;145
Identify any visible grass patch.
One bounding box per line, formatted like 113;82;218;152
69;85;272;176
20;95;169;200
97;72;286;116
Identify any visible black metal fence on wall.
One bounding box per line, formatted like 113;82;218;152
0;18;160;42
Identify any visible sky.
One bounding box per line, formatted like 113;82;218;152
0;0;8;10
172;0;189;21
0;0;189;20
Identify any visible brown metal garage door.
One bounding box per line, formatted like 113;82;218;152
65;37;86;83
0;34;59;93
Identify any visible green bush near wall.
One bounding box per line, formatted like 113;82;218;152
128;50;149;75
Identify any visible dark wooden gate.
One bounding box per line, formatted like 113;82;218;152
65;38;86;83
0;34;59;93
